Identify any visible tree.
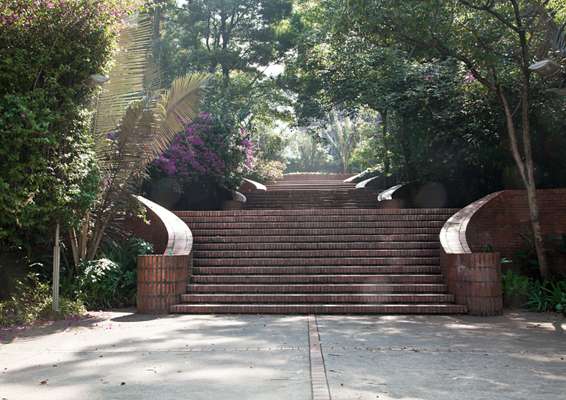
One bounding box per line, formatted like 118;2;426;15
161;0;293;84
0;1;142;253
346;0;566;279
70;8;207;264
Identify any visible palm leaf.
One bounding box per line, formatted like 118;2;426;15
155;73;209;145
93;13;157;139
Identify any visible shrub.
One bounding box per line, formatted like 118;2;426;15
0;0;140;250
0;273;85;328
249;159;286;183
528;280;566;314
149;114;254;207
67;238;152;309
501;270;530;297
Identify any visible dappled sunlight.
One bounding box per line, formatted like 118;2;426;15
0;313;310;400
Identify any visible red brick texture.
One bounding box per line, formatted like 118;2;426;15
175;206;466;314
440;189;566;316
131;196;193;314
137;254;191;313
466;190;566;273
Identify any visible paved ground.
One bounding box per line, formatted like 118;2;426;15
0;311;565;400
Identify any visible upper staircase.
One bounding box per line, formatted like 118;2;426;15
245;174;376;209
171;174;466;314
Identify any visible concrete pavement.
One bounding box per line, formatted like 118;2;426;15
1;311;565;399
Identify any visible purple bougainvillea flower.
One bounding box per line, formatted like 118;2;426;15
151;114;256;182
106;131;118;141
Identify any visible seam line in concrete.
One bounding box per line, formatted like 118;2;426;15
308;314;331;400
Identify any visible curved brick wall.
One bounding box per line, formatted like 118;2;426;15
465;190;566;272
132;196;193;314
440;189;566;315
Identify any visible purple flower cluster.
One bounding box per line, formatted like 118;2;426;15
241;138;255;170
154;116;227;178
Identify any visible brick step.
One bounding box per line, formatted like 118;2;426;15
265;187;356;191
180;293;455;304
191;274;443;284
248;188;367;193
188;283;449;293
194;234;440;243
187;221;446;230
191;227;441;236
170;303;467;314
244;204;378;209
193;265;441;275
245;195;375;199
193;257;440;266
194;249;439;259
244;199;376;204
266;185;356;188
176;209;459;216
181;214;453;223
193;241;440;250
246;198;374;202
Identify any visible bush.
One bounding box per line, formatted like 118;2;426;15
502;270;530;297
528;280;566;314
0;1;139;250
0;273;85;328
148;114;254;208
249;159;286;183
66;238;152;309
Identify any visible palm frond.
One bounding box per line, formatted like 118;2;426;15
93;13;157;139
155;73;209;144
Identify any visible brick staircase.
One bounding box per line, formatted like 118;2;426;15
171;174;466;314
245;173;376;209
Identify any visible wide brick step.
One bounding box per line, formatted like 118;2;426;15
248;188;367;193
244;204;378;209
191;274;443;284
187;221;446;230
180;293;455;304
194;249;439;259
193;234;440;243
171;303;467;314
187;283;449;293
191;227;441;236
193;241;440;250
266;185;356;192
176;209;459;216
193;257;440;266
181;214;453;223
193;265;441;275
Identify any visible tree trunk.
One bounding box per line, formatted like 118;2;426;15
381;109;390;174
398;117;416;181
519;68;549;279
497;87;549;279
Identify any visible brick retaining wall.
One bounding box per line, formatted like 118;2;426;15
440;189;566;316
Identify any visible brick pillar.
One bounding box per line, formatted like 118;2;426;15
137;254;191;313
441;251;502;316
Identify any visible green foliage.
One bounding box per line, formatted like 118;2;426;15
161;0;293;84
0;273;85;328
160;1;295;185
0;1;137;251
527;280;566;314
65;238;152;310
501;270;530;297
249;159;286;183
285;0;566;195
